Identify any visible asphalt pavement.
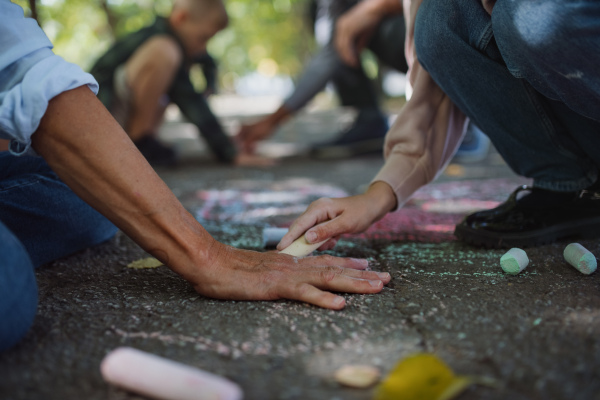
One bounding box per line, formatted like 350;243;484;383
1;109;599;400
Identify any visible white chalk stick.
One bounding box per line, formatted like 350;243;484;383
563;243;597;275
262;227;289;248
100;347;243;400
279;235;328;257
500;248;529;275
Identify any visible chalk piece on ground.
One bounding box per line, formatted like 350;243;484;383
334;365;380;389
101;347;242;400
500;248;529;275
127;257;163;269
279;235;328;257
262;227;289;248
563;243;597;275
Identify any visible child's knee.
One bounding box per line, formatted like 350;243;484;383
126;36;182;87
0;227;38;352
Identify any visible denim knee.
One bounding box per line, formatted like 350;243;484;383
0;154;118;267
414;0;481;76
492;0;600;121
0;222;38;352
493;1;570;78
85;212;119;249
414;0;449;74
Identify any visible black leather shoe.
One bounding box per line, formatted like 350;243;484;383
454;185;600;248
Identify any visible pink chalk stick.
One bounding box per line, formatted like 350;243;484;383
101;347;243;400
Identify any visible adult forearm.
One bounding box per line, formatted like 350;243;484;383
28;86;393;310
31;86;214;277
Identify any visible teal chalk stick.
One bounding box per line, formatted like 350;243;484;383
500;248;529;275
563;243;597;275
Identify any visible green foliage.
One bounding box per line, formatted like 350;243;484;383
11;0;315;91
211;0;316;90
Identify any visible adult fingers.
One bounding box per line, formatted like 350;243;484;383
302;254;369;270
305;266;385;294
310;262;391;284
281;271;385;310
286;283;347;309
291;256;390;285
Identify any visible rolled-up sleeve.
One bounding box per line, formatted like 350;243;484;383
370;0;467;210
0;1;98;156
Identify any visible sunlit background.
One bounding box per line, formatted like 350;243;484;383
11;0;405;99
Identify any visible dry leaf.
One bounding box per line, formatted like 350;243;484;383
334;365;380;389
373;353;476;400
127;257;163;269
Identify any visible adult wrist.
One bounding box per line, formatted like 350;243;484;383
157;210;219;280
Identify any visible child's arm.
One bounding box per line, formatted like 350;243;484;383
195;52;218;97
169;69;274;166
169;69;238;163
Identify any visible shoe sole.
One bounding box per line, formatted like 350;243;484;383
454;215;600;248
311;138;384;159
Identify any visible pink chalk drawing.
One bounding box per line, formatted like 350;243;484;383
185;178;527;244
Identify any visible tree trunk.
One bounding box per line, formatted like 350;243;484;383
99;0;118;38
28;0;39;24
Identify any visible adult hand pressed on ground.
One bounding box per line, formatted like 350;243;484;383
195;244;390;309
32;86;389;310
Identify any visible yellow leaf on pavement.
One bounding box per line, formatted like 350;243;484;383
127;257;163;269
373;353;473;400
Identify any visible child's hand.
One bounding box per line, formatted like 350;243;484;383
277;182;397;251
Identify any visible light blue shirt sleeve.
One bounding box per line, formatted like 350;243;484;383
0;1;99;156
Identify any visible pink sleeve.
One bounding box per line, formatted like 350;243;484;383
371;0;468;210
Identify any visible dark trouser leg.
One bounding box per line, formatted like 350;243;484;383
0;220;37;352
0;153;117;350
332;14;408;108
415;0;600;192
285;2;407;112
0;153;117;268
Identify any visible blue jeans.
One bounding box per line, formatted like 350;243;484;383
415;0;600;192
0;153;117;351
